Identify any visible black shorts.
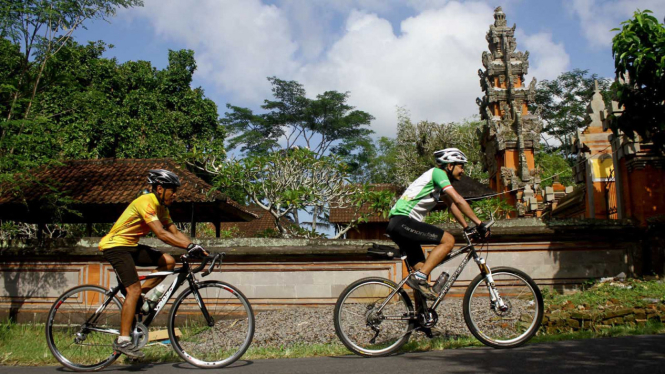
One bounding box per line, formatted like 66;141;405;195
102;245;164;287
386;215;445;267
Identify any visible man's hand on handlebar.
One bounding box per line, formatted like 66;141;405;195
464;221;492;239
187;243;209;258
476;221;492;238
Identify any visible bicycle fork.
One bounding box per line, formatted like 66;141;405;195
475;257;508;312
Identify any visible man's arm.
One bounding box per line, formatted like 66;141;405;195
442;187;482;226
441;194;469;229
146;221;191;249
166;223;192;244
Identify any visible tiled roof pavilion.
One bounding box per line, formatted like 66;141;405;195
0;158;256;237
219;205;294;238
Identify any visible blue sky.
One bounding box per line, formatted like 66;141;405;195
75;0;665;139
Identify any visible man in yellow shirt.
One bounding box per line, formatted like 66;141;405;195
99;169;207;358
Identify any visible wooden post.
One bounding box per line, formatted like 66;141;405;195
86;222;93;237
215;221;221;238
190;203;197;239
37;222;45;241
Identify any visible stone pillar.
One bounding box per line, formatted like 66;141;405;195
571;80;615;219
477;7;543;217
603;91;665;226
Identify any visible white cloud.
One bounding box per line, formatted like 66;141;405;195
295;3;495;137
567;0;665;48
120;0;571;138
123;0;300;103
516;30;570;82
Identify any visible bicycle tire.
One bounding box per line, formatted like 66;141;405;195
463;267;544;348
168;281;254;368
334;277;415;357
45;285;122;371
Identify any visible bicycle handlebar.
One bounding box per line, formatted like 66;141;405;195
182;253;225;275
463;219;495;243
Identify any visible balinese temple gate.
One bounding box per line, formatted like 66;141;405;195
477;7;544;217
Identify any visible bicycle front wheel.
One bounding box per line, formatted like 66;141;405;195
169;281;254;368
45;285;122;371
334;277;414;357
463;267;543;348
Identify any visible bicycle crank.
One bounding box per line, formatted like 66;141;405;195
417;309;438;328
132;322;149;349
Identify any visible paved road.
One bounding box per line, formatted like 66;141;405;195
4;335;665;374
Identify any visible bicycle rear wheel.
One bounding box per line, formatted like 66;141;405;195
463;267;543;348
168;281;254;368
45;285;122;371
334;277;414;357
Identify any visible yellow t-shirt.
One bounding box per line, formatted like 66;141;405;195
99;193;174;250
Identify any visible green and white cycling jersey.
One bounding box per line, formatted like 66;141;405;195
389;167;453;222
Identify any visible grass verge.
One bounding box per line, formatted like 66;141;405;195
1;320;663;366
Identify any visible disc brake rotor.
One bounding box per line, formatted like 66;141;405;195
492;297;512;317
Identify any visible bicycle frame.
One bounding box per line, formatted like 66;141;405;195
83;255;220;336
376;232;503;318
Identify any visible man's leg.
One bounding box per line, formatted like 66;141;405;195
103;247;145;358
417;232;455;276
120;282;141;337
141;253;176;292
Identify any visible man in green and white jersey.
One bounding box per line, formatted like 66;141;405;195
387;148;491;299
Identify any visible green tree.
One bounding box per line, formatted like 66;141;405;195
610;9;665;150
0;0;143;149
336;136;398;184
534;69;612;156
221;77;376;232
223;77;374;158
0;40;224;175
534;150;574;187
393;108;487;187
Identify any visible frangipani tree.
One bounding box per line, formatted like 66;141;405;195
196;147;393;238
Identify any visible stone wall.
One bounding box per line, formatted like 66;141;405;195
0;219;641;321
543;301;665;333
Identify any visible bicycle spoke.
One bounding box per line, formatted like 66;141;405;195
334;278;413;357
464;269;543;348
170;282;254;368
46;286;121;371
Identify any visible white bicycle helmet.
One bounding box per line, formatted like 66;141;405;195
434;148;468;165
147;169;181;187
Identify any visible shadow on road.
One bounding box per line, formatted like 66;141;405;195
401;335;665;373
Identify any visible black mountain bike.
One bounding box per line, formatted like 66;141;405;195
333;220;544;356
45;253;254;371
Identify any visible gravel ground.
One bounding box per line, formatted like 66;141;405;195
252;299;474;348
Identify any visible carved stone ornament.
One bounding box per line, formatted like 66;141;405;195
516;202;526;217
494;7;507;27
482;51;491;69
500;102;512;121
500;167;517;188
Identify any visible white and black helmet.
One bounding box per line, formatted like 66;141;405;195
147;169;181;187
434;148;468;165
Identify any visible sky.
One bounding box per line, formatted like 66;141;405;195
75;0;665;140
